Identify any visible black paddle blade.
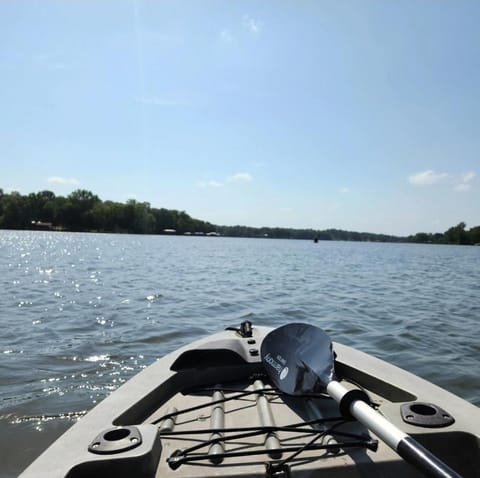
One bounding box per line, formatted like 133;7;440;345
261;323;337;395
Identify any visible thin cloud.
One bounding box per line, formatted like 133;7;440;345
227;172;253;183
219;30;233;43
198;173;253;189
339;187;350;193
220;15;261;45
198;180;224;189
409;169;476;191
243;14;261;34
454;171;476;191
47;177;80;186
408;170;449;186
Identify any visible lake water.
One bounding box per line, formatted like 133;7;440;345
1;230;479;477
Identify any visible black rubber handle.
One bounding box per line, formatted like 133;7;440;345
397;437;463;478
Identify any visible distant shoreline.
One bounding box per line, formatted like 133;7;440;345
2;226;479;247
1;188;479;245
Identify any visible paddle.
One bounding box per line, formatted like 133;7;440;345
261;323;462;478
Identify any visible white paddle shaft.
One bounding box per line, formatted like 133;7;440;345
327;381;407;449
326;380;461;478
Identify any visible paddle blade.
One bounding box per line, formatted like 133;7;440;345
261;323;337;395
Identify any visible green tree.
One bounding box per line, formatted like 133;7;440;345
0;192;29;228
65;190;100;230
444;222;470;245
468;226;480;244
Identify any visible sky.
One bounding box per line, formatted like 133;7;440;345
1;1;479;236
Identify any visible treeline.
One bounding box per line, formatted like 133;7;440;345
0;189;479;245
217;225;402;242
406;222;480;245
0;189;215;235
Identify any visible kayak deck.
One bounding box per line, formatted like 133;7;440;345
148;381;384;477
20;324;479;478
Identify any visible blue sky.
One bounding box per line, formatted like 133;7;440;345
1;1;479;236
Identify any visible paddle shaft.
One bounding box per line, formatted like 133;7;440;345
327;381;462;478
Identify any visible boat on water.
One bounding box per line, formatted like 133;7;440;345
20;321;479;478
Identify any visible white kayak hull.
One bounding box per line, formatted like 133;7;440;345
19;323;479;477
